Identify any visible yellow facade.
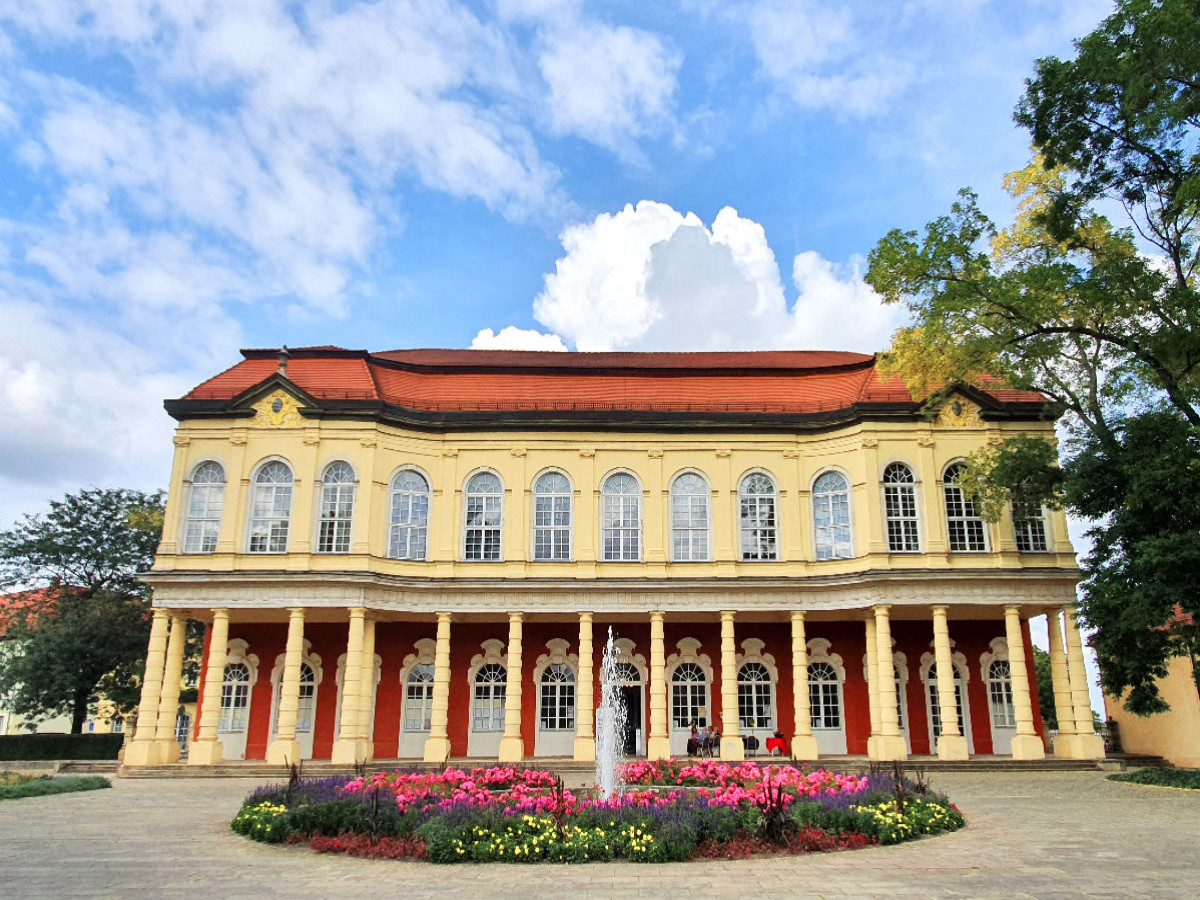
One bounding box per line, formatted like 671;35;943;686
1107;657;1200;768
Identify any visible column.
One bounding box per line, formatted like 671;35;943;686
1062;607;1106;759
267;607;306;765
873;605;907;760
646;611;671;760
331;608;366;764
1004;606;1046;759
719;610;745;761
357;616;377;761
125;609;171;766
423;612;453;762
573;612;596;761
153;613;189;763
1046;607;1077;758
864;616;881;759
931;606;969;760
498;612;525;762
790;611;819;760
189;610;229;765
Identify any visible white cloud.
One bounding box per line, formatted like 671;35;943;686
528;200;904;352
470;326;568;352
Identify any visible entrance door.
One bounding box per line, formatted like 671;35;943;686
621;685;641;756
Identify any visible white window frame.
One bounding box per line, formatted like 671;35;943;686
316;460;356;554
738;470;779;561
882;461;921;553
812;469;854;560
247;458;294;554
943;461;989;552
472;663;508;732
671;661;709;729
600;470;642;562
182;460;226;554
669;470;711;562
538;663;577;731
987;659;1017;728
462;469;504;562
1012;500;1050;552
531;469;573;562
389;468;431;561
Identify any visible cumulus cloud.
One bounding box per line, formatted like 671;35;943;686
526;200;904;353
470;326;568;352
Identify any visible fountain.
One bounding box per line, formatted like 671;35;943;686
594;627;628;800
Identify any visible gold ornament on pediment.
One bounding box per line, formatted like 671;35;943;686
251;390;304;427
935;395;985;429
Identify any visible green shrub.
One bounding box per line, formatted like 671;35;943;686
1109;767;1200;790
231;802;292;843
0;775;110;800
0;734;124;761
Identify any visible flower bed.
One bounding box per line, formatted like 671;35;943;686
230;761;964;862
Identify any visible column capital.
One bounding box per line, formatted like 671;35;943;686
578;611;593;623
211;608;230;623
507;610;525;622
1004;604;1022;617
720;609;736;622
790;609;806;623
649;610;665;623
287;606;307;618
931;604;949;616
435;610;454;623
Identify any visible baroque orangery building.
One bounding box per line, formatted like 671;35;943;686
125;346;1105;768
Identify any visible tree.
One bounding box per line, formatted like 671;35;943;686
866;0;1200;714
1032;646;1057;730
0;488;165;732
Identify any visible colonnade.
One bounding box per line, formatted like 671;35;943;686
126;603;1106;765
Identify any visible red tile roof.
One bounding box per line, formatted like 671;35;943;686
0;590;57;638
177;346;1047;415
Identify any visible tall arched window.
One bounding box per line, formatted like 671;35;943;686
464;472;503;561
670;472;710;561
404;663;434;732
183;461;225;554
813;471;852;560
737;662;773;730
533;471;572;561
389;470;430;560
987;660;1016;728
808;661;841;728
472;663;507;731
1013;501;1049;552
943;463;987;552
317;461;356;553
882;462;920;552
601;473;641;561
739;472;778;560
671;662;707;727
248;460;293;553
927;662;967;737
219;663;251;732
273;663;316;734
893;664;906;729
539;664;576;730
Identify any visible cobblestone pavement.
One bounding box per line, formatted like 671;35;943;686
0;770;1196;899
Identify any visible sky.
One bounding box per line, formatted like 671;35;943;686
0;1;1115;704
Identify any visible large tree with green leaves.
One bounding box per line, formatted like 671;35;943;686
866;0;1200;714
0;488;165;732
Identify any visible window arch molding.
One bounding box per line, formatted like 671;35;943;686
388;466;433;561
942;459;989;552
397;639;437;752
245;456;296;554
267;640;323;751
462;468;505;562
224;638;260;685
217;639;259;751
532;638;579;747
735;638;778;734
181;458;228;554
467;639;509;748
530;467;574;562
668;468;712;562
737;468;780;561
599;469;644;562
810;467;854;561
666;637;713;734
609;637;649;684
315;459;358;554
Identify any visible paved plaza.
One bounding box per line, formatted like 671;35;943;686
0;770;1196;898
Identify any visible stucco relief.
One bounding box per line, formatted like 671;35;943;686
251;390;305;428
935;395;985;429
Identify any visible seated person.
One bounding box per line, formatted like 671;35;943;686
685;720;703;756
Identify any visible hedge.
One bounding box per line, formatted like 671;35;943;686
0;775;111;800
1108;767;1200;790
0;733;125;761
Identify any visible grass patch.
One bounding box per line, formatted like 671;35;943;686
1108;767;1200;790
0;773;111;800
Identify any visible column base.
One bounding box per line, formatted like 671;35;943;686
422;735;452;763
719;736;745;761
869;734;908;761
266;739;303;766
497;735;524;763
866;735;880;758
123;740;162;767
187;740;225;766
936;735;970;761
573;736;596;762
330;738;369;765
361;741;375;763
158;740;182;764
789;734;820;761
647;735;672;761
1054;733;1106;760
1010;733;1046;760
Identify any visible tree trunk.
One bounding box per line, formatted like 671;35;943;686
72;688;90;734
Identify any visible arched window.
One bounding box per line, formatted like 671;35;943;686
927;662;967;737
273;663;316;734
248;461;293;553
893;664;906;729
1013;501;1049;552
738;662;773;730
671;662;708;728
389;470;430;560
533;471;572;561
317;462;355;554
883;462;920;552
539;664;576;730
601;473;641;561
739;472;778;561
464;472;503;561
404;663;434;732
183;461;225;554
613;661;641;684
808;661;841;728
219;663;251;731
813;471;852;560
671;472;710;561
987;660;1016;728
944;462;987;552
472;663;507;731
